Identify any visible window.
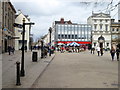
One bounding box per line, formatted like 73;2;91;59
58;34;60;39
100;24;102;29
105;20;108;23
94;24;97;30
116;28;119;31
94;19;97;22
105;25;108;31
68;35;70;39
65;35;67;39
75;35;77;39
61;35;64;39
100;20;102;22
112;28;114;31
72;35;74;39
107;43;109;46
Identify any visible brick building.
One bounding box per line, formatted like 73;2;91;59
1;1;16;52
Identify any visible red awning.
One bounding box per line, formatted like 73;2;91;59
57;41;91;44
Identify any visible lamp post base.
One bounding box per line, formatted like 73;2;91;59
20;69;25;77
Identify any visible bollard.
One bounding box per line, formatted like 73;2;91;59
16;61;21;86
32;52;38;62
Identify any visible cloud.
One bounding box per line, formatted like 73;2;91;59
11;0;119;41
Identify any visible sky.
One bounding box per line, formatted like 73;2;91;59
10;0;119;41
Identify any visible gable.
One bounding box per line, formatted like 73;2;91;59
93;13;111;18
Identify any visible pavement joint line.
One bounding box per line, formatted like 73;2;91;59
31;54;56;88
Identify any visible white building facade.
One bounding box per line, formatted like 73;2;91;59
15;12;31;50
87;12;111;49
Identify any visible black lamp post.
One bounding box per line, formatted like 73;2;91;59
41;40;44;59
49;27;52;56
21;18;35;77
21;18;25;76
90;35;92;54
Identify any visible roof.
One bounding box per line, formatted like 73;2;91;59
88;12;111;19
8;2;16;13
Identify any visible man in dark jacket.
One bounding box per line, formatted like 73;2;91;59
8;45;11;55
116;47;120;61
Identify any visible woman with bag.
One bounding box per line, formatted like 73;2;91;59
110;47;116;61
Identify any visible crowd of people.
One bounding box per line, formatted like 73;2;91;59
6;44;120;61
56;45;87;53
91;45;120;61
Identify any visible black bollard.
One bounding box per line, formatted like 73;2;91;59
16;61;21;86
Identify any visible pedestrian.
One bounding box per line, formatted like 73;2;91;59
11;46;15;54
91;46;95;54
96;46;100;56
116;47;120;61
100;47;103;56
8;45;11;55
110;47;116;61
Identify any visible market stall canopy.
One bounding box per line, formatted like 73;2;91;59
67;42;80;46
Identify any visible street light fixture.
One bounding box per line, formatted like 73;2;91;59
21;18;35;77
49;27;52;56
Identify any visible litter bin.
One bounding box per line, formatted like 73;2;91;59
32;52;38;62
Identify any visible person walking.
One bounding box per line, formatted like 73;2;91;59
91;46;95;54
96;46;100;56
11;46;15;54
100;47;103;56
116;47;120;61
8;45;11;55
110;47;116;61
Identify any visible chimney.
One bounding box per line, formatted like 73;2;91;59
67;20;72;24
111;19;115;23
60;18;64;24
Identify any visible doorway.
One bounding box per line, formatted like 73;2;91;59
99;43;103;48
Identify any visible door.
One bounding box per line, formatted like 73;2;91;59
99;43;103;48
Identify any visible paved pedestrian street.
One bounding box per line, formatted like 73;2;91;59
32;51;118;88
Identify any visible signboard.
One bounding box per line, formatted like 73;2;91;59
11;37;20;39
14;23;23;28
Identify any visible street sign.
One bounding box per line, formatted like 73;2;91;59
14;23;23;28
11;36;20;39
25;22;35;25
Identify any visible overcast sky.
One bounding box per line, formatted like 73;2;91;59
11;0;119;41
